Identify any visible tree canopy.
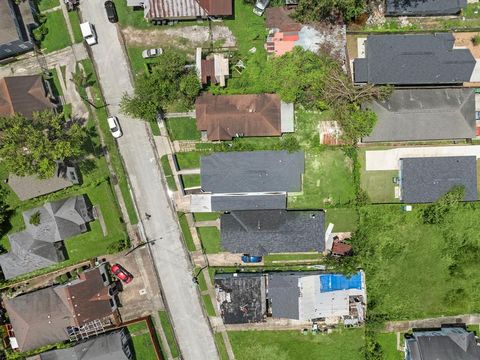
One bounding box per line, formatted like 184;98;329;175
0;110;86;179
294;0;366;23
121;51;201;122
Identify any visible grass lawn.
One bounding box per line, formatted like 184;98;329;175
158;311;180;358
194;267;208;292
127;47;148;77
68;10;83;44
264;253;323;265
181;174;201;189
160;155;177;191
48;68;63;97
41;10;71;53
202;294;216;316
128;321;148;333
325;208;358;232
193;212;221;221
197;227;221;253
376;333;403;360
127;323;157;360
288;149;356;209
228;328;364;360
166;118;201;141
113;0;153;29
214;333;229;360
178;212;196;251
175;152;201;169
36;0;59;11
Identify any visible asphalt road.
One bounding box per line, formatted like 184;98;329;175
78;4;219;359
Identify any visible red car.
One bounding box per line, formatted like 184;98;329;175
111;263;133;284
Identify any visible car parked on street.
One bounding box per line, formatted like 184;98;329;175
111;263;133;283
241;254;263;263
107;116;122;138
80;22;97;46
104;1;118;23
142;48;163;59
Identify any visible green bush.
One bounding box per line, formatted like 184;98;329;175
29;211;41;226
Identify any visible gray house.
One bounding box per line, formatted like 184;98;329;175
404;326;480;360
0;195;93;279
28;329;133;360
221;210;325;256
400;156;478;203
353;33;476;85
200;151;305;211
363;88;476;143
385;0;467;16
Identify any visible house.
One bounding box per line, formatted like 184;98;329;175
221;210;325;256
399;156;478;203
362;88;476;143
143;0;232;21
195;93;294;141
0;195;93;279
0;75;56;118
193;151;304;211
4;263;119;351
214;271;366;324
27;329;133;360
196;48;229;87
404;325;480;360
385;0;467;17
353;33;476;85
0;0;36;61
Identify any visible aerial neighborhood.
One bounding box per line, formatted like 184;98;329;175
0;0;480;359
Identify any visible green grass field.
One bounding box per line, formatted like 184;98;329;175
175;152;201;169
113;0;153;29
127;323;157;360
376;333;403;360
181;174;201;188
127;47;148;77
36;0;59;11
197;227;221;253
264;253;323;265
178;212;196;251
166;118;201;140
68;10;83;44
160;155;177;191
193;212;221;222
158;311;180;358
214;333;229;360
325;207;358;232
228;328;364;360
48;68;63;97
41;10;71;53
202;294;216;316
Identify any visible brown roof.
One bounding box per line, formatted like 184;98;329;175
198;0;232;15
332;241;352;256
195;93;282;141
146;0;231;19
0;75;54;119
201;59;215;84
266;7;301;32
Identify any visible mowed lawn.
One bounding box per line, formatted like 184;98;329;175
197;226;222;253
166;118;201;140
127;322;157;360
288;149;356;209
228;328;364;360
41;10;71;53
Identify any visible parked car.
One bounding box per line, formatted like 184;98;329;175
253;0;269;16
104;1;118;23
80;22;97;45
241;254;263;263
142;48;163;59
107;116;122;138
111;264;133;283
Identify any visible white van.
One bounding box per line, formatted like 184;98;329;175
80;22;97;45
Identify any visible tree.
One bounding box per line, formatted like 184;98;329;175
295;0;366;23
422;186;465;224
336;106;378;144
0;111;86;179
120;51;201;122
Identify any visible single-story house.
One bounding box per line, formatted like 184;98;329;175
214;271;366;324
404;325;480;360
0;75;56;118
363;88;476;143
195;93;294;141
0;195;93;279
27;329;133;360
221;210;325;256
0;0;36;61
4;263;119;351
399;156;478;203
385;0;467;17
353;33;476;85
143;0;232;21
196;48;229;87
195;150;304;211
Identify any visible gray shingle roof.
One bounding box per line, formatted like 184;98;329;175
385;0;467;16
211;193;286;211
353;33;476;85
400;156;478;203
221;210;325;255
363;88;476;142
267;273;300;320
201;151;305;193
0;0;35;60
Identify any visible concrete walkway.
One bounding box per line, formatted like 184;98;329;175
177;168;200;175
195;219;220;228
385;314;480;332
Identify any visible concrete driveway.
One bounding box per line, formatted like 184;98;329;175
78;4;218;359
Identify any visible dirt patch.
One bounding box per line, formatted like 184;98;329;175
122;25;236;51
455;32;480;58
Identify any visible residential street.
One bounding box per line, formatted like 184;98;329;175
78;3;219;359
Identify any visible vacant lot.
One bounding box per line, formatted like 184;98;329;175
228;328;364;360
166;118;201;140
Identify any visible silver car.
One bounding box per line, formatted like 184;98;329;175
107;116;122;139
142;48;164;59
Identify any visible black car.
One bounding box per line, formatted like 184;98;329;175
104;1;118;23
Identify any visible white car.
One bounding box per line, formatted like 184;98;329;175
142;48;163;59
107;116;122;138
80;22;97;46
253;0;269;16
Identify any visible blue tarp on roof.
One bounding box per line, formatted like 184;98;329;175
319;272;362;292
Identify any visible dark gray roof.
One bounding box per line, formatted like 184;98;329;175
0;0;35;60
211;193;286;211
221;210;325;255
363;88;476;142
267;273;300;319
400;156;478;203
32;329;132;360
201;151;305;193
406;327;480;360
353;33;476;85
385;0;467;16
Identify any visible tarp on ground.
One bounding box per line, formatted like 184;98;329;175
319;272;362;292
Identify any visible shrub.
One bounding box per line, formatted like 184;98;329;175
473;35;480;46
29;211;41;226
